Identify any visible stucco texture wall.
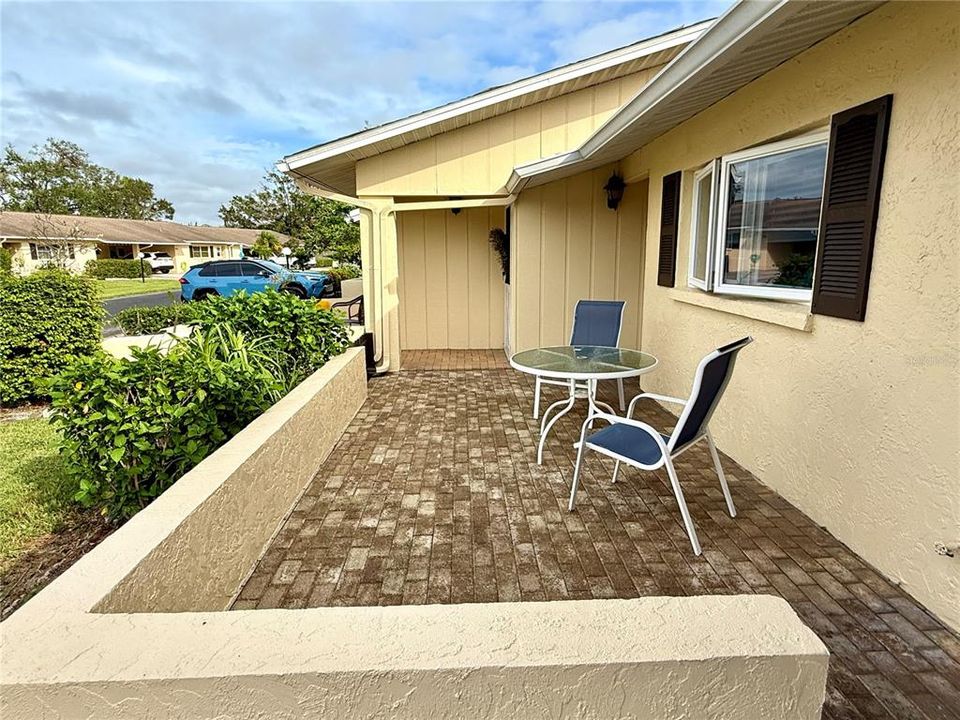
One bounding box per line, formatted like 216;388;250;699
3;240;97;274
356;67;661;197
625;2;959;629
397;206;506;349
511;165;647;353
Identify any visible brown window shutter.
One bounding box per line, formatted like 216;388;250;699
812;95;892;321
657;171;681;288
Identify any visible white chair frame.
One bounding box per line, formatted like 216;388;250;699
568;342;748;555
533;301;626;419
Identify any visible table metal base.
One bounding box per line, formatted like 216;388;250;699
537;379;615;464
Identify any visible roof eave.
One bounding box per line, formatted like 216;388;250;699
511;0;884;189
282;20;714;173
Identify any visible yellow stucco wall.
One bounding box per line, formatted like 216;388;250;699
625;2;959;629
356;68;662;197
510;166;647;354
397;206;506;349
2;240;97;275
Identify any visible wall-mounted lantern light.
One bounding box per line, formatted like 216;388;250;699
603;173;626;210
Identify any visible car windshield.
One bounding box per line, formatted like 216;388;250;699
256;260;287;273
155;252;171;258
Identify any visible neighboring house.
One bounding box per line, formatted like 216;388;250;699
0;212;286;274
280;0;959;634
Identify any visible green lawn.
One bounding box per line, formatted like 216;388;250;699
0;419;74;570
96;278;181;299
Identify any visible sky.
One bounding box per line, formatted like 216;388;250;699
1;1;729;224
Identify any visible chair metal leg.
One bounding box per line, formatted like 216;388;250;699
568;418;591;511
533;376;542;419
612;460;621;484
706;431;736;518
617;378;625;412
664;456;702;555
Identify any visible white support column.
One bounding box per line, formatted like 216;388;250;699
358;197;401;373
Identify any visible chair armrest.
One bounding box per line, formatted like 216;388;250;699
627;392;687;418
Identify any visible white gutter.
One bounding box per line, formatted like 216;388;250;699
506;0;791;192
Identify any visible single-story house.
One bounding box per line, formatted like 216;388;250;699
0;211;287;274
279;0;959;632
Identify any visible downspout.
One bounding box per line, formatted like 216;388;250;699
281;165;394;373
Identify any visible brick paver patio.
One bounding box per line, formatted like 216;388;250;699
233;351;960;720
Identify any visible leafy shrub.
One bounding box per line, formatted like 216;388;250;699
0;247;13;275
324;263;361;282
49;288;350;518
315;256;334;267
49;326;285;519
188;288;350;389
114;304;190;335
0;270;102;406
85;258;143;279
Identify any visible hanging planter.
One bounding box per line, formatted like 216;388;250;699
489;228;509;283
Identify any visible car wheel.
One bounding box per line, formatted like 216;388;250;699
160;268;171;274
281;284;307;299
193;289;218;301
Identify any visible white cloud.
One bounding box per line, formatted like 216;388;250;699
1;1;731;224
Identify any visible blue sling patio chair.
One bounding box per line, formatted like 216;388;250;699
533;299;627;419
567;337;754;555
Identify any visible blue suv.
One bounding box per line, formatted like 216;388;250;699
179;259;328;301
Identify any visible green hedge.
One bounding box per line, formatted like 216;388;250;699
0;248;13;275
0;270;103;406
86;258;143;279
188;289;349;390
113;304;190;335
50;328;284;518
49;289;350;519
323;263;361;282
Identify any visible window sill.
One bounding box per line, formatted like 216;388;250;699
668;288;814;332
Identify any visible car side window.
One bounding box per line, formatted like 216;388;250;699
198;264;217;277
215;262;242;277
240;262;267;277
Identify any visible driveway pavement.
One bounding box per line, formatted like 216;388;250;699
102;290;180;337
103;290;179;318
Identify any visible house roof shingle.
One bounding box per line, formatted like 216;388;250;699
0;211;290;247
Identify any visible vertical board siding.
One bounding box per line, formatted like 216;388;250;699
356;67;663;197
397;207;505;349
511;166;647;353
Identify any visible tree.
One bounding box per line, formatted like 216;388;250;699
251;230;282;259
219;170;360;263
0;138;175;220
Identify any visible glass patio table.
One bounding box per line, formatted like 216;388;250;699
509;345;658;464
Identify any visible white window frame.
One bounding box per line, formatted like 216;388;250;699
712;130;829;302
190;245;213;259
688;161;718;291
30;242;75;260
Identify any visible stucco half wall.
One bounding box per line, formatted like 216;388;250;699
2;597;828;719
621;2;959;629
0;347;829;718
